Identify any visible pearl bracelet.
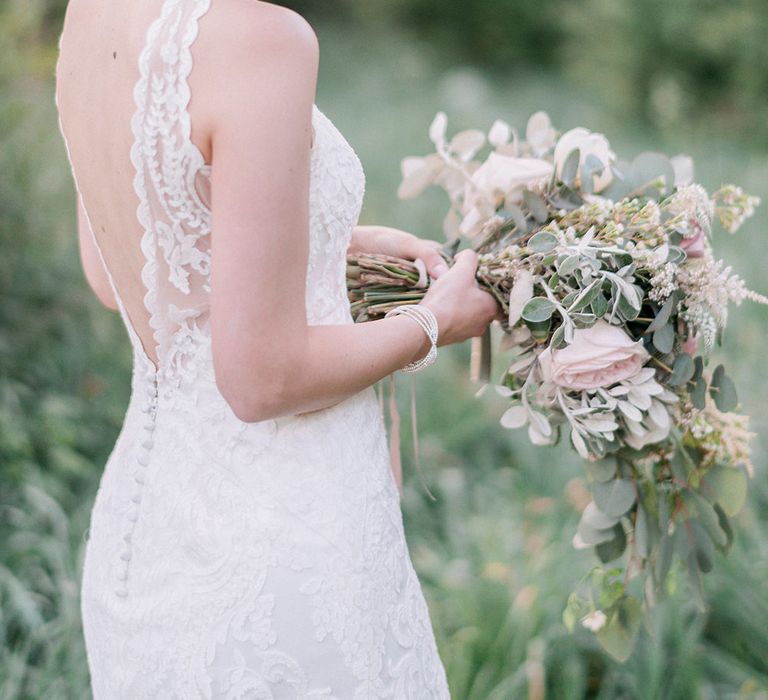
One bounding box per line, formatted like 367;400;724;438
384;304;439;373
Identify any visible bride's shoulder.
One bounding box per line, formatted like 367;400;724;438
202;0;318;60
189;0;318;161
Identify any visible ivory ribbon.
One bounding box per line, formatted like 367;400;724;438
377;373;437;501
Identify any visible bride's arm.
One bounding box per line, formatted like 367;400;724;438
199;2;497;423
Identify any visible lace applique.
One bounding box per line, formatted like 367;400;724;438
130;0;213;370
306;108;366;326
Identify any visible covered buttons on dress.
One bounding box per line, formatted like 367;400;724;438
116;372;159;598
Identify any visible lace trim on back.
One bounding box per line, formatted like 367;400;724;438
130;0;213;374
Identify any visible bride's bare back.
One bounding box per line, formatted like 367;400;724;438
55;0;317;369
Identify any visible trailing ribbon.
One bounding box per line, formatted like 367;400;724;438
377;373;437;501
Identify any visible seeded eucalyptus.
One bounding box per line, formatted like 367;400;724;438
346;110;766;661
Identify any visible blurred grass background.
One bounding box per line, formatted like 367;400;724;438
2;0;767;698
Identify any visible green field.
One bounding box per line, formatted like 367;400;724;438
2;8;767;700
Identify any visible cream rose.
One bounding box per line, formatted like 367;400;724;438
460;153;554;237
538;321;649;391
553;127;615;192
468;152;553;204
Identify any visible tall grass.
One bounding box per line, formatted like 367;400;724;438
1;11;767;699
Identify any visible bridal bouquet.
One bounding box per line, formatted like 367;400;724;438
346;110;767;660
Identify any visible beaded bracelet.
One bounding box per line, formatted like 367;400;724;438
384;304;439;373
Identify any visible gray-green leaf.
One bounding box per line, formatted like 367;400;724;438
522;297;556;323
593;478;636;518
527;231;559;253
709;364;738;412
523;190;550;224
669;353;694;386
561;148;580;186
653;323;675;354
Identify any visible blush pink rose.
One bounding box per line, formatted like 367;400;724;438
538;321;650;390
680;226;706;258
682;334;699;355
677;319;699;355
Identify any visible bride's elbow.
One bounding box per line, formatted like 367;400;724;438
215;364;292;424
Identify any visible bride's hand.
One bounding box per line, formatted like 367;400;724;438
349;225;449;279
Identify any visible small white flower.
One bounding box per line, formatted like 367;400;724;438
581;609;607;632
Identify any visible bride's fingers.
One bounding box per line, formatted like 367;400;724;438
419;248;449;278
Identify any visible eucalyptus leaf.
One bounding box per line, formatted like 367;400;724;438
629;152;676;197
582;501;620;529
655;532;674;588
658;496;671;532
667;246;687;265
593;478;636;518
577;519;617;546
523;190;550;224
634;502;650;558
652;323;675;354
709;364;738;412
701;464;748;517
691;356;704;382
595;522;627;563
586;459;617;484
580;162;595;195
648;294;677;333
690;520;714;573
713;503;734;554
583;152;604;172
684;491;728;547
561;148;580;186
690;375;707;410
669;451;691;483
668;353;694;386
506;204;528;232
685;546;707;612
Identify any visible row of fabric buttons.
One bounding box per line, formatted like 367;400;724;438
116;374;159;598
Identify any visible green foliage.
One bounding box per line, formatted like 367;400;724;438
3;4;768;697
283;0;768;146
1;3;130;695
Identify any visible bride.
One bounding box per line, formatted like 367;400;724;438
55;0;499;696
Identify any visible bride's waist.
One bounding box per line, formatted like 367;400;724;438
123;376;384;459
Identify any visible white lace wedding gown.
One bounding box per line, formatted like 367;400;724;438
55;0;451;697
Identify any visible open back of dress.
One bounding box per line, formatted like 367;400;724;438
55;0;451;697
56;0;213;374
